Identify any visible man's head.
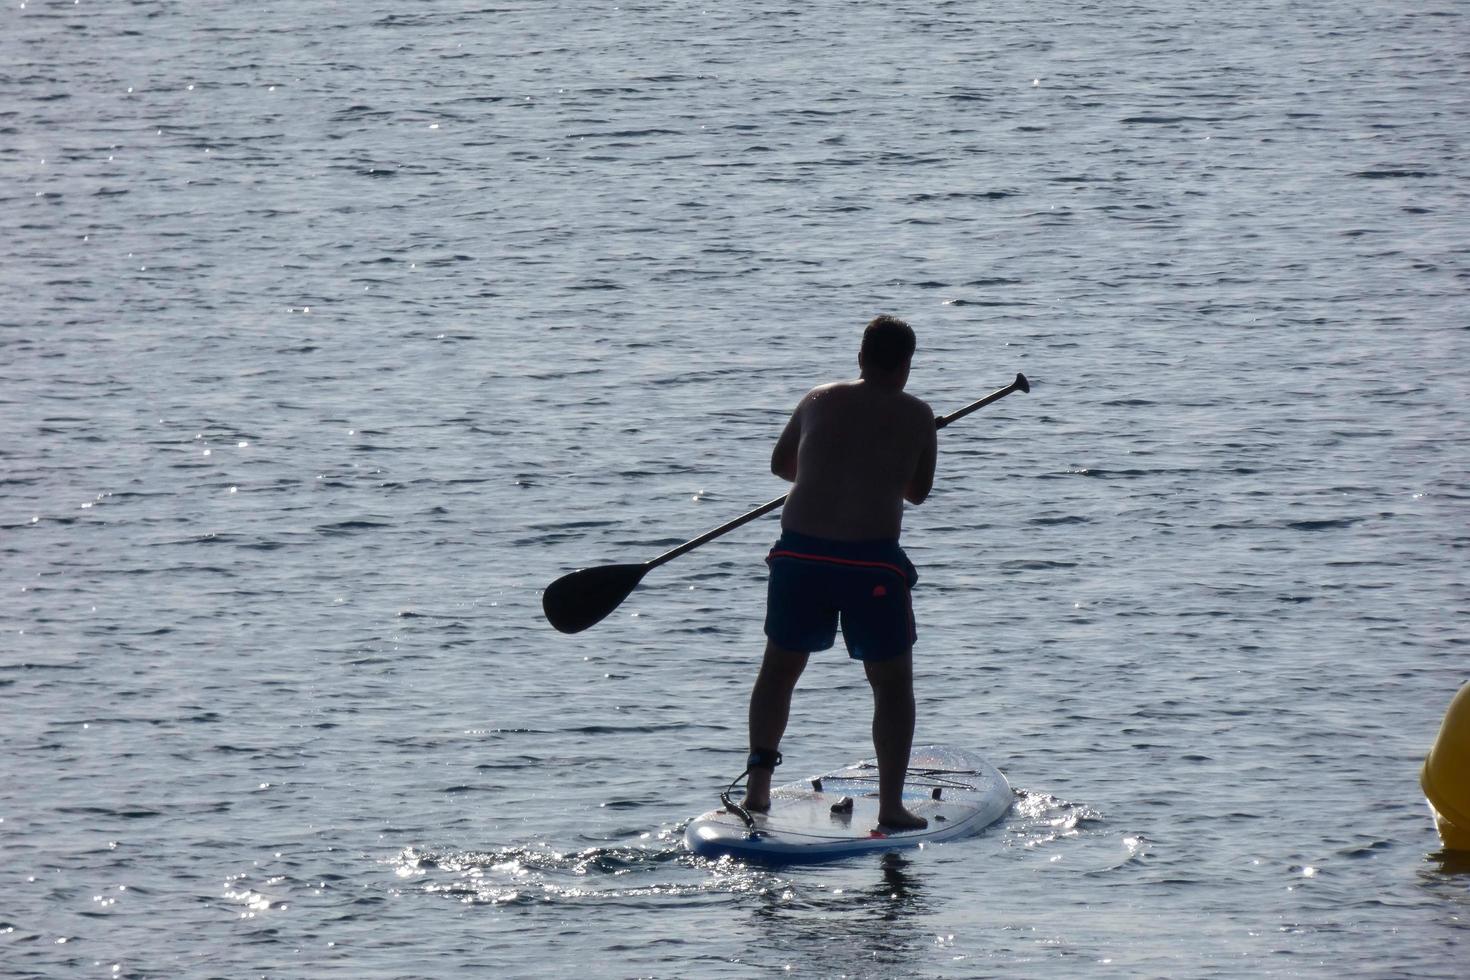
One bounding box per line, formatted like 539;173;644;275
859;315;915;381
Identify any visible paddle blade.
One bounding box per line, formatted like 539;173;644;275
542;563;650;634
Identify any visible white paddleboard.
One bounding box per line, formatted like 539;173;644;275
685;744;1010;863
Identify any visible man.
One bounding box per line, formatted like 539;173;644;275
741;315;937;830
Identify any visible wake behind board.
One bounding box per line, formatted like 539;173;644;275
685;745;1010;864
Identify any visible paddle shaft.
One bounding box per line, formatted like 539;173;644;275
648;495;785;570
646;372;1028;571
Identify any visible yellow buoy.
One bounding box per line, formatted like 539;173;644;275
1422;683;1470;851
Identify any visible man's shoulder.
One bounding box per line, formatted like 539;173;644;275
896;390;935;425
810;379;858;395
895;389;932;412
799;379;858;408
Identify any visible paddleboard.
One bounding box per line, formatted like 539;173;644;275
684;744;1010;863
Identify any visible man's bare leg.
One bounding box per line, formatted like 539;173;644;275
742;641;809;811
863;652;927;830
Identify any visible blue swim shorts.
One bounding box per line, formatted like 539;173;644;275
763;529;918;661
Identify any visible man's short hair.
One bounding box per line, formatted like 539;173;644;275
861;315;916;372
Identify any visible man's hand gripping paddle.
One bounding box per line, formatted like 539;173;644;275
542;373;1029;634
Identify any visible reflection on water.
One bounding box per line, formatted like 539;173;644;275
746;852;931;975
875;852;922;919
1423;848;1470;879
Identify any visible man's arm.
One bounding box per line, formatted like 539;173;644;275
904;406;937;504
771;397;804;482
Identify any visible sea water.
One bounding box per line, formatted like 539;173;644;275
2;1;1466;976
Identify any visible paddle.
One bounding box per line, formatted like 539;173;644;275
542;372;1030;633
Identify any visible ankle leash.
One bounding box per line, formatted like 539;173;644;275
719;748;782;830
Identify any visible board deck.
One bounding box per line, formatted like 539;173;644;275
684;745;1010;864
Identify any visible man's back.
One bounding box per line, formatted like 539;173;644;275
776;379;936;541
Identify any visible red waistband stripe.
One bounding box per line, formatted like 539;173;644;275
767;549;909;582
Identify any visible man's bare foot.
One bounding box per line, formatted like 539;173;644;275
876;807;927;831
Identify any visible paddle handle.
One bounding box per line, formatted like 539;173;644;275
646;373;1029;569
936;373;1029;430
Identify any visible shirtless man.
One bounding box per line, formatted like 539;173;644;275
740;315;938;830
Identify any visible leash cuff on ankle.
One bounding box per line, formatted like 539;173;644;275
747;747;782;772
